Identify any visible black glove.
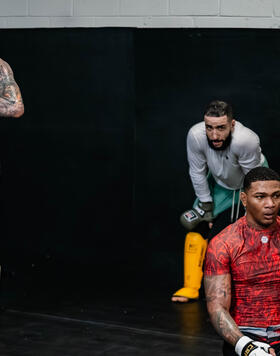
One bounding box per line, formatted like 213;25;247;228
180;201;213;231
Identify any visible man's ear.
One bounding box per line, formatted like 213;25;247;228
240;191;247;208
231;119;236;130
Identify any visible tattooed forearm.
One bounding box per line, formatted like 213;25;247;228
211;308;243;345
0;60;24;118
204;274;243;346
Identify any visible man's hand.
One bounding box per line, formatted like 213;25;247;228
180;201;213;231
235;336;275;356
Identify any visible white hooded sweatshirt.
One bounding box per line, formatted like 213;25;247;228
187;121;265;202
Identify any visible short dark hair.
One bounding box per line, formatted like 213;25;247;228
204;100;233;120
243;167;280;192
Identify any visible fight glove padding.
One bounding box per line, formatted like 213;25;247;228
180;201;213;231
235;336;272;356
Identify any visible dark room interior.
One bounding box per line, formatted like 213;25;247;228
0;28;279;355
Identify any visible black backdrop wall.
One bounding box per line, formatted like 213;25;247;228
0;28;279;292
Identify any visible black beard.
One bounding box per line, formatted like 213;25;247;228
207;132;232;151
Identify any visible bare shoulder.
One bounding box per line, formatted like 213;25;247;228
0;58;17;87
0;58;11;66
0;58;24;118
0;58;14;74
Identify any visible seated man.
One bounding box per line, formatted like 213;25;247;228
204;167;280;356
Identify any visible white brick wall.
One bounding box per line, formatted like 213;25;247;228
0;0;279;28
221;0;273;17
170;0;219;16
29;0;73;17
120;0;168;16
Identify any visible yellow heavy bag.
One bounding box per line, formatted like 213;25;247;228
172;232;207;300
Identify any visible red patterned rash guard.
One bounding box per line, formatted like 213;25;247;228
204;216;280;327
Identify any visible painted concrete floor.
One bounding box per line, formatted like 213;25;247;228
0;279;222;356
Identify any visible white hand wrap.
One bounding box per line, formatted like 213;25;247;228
235;336;271;356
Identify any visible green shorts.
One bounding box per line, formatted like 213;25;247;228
193;157;269;218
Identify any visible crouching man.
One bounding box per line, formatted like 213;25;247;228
204;167;280;356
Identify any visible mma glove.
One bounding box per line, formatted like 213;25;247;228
235;336;272;356
180;201;213;231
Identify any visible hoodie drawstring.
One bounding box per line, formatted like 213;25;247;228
231;189;241;223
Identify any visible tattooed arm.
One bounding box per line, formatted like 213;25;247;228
204;273;243;346
0;59;24;118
